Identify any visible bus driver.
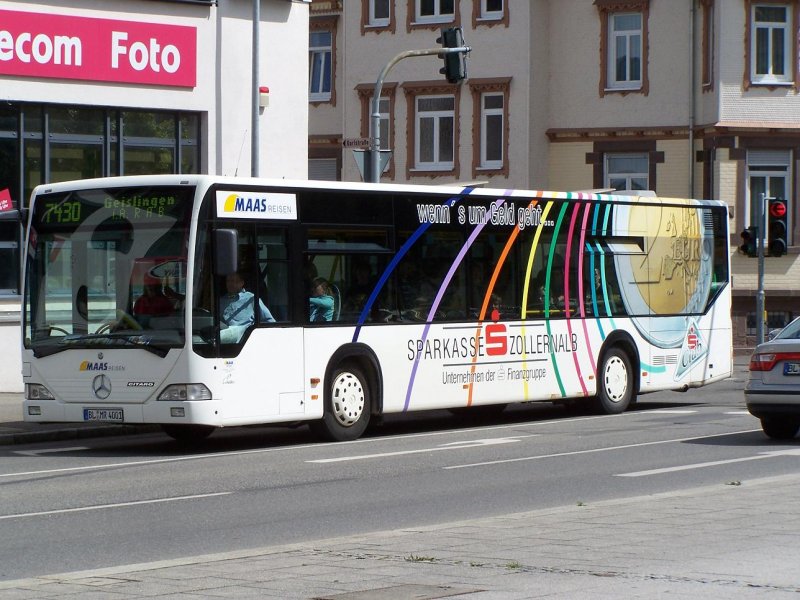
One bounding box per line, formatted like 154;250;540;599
220;271;275;343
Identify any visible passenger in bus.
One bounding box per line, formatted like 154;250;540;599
309;277;335;322
220;271;275;343
133;278;174;317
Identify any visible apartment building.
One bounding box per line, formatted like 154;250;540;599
308;0;800;349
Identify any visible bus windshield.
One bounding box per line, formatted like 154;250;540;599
24;185;195;357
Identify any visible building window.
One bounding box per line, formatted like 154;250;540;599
370;0;391;26
605;153;649;191
362;0;395;33
417;0;454;22
480;94;503;169
701;0;714;90
415;96;455;171
609;13;642;89
746;149;791;244
309;31;333;102
596;0;650;96
403;81;460;178
473;0;508;27
356;83;397;178
469;78;510;176
408;0;459;30
748;3;793;85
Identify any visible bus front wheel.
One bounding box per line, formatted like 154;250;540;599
315;364;371;442
596;347;634;414
161;424;215;443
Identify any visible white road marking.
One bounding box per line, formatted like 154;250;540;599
725;411;751;415
616;448;800;477
307;436;535;464
14;446;90;457
649;410;698;415
443;429;761;470
0;413;626;480
0;492;232;521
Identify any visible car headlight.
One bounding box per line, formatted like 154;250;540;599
26;383;55;400
158;384;212;401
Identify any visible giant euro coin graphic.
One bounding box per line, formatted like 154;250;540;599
613;202;713;349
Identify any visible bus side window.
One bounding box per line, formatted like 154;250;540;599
256;227;290;322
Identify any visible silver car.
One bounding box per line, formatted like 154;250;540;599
745;317;800;440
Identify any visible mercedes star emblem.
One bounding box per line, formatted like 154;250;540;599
92;374;112;400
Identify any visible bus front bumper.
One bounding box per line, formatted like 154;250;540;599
22;399;225;427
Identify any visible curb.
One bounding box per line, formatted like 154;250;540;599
0;424;162;446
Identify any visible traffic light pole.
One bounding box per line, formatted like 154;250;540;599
757;192;767;344
367;46;469;183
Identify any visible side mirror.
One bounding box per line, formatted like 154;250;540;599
214;229;238;276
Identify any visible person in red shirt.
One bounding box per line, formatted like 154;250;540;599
133;278;173;317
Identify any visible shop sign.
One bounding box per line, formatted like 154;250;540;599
0;9;196;88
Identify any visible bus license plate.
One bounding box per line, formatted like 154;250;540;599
83;408;124;422
784;363;800;376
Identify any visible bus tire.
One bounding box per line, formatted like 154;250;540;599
316;363;371;442
595;347;633;414
161;424;215;442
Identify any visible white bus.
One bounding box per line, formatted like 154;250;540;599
22;175;732;441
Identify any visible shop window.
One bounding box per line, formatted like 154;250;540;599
0;222;19;295
0;103;201;299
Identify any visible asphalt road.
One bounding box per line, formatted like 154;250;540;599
2;368;795;582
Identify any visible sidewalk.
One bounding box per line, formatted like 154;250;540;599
1;474;798;598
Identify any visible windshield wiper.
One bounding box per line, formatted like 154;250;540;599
32;333;172;358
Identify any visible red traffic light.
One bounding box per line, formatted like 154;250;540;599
769;200;787;218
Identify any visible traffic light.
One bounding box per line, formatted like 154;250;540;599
768;199;788;257
739;225;757;257
437;27;467;84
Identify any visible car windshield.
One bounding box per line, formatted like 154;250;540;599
774;318;800;341
24;185;195;357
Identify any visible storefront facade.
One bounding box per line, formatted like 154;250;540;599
0;0;310;390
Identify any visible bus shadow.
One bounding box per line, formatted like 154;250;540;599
14;398;714;459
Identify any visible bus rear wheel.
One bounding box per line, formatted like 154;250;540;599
596;347;634;414
314;364;371;442
161;424;216;443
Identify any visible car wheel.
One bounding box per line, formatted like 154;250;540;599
760;417;800;440
595;347;634;414
314;364;371;442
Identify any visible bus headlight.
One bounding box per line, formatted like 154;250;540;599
26;383;55;400
158;384;212;401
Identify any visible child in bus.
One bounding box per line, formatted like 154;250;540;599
309;277;335;322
